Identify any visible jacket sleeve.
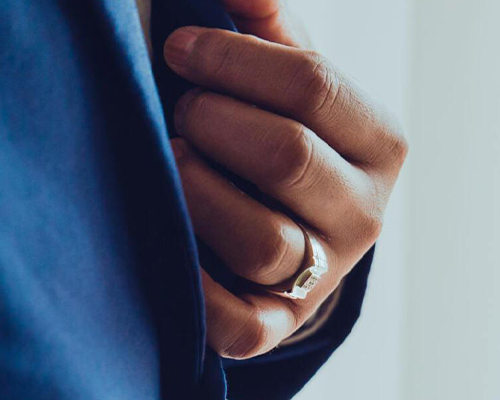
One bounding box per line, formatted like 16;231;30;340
221;247;374;400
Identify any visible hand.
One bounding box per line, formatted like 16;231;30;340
163;19;407;360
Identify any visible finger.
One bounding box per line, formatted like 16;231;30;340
163;27;408;168
201;269;295;359
222;0;279;18
201;242;340;360
174;91;372;238
170;138;305;285
222;0;310;48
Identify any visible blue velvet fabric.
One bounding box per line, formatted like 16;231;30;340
0;1;372;399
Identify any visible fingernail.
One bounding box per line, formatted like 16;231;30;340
164;27;202;71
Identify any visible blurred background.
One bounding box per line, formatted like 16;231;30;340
288;0;500;399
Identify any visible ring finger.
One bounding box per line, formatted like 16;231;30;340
170;137;306;285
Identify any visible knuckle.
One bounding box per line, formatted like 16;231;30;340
387;129;409;165
245;221;291;282
372;114;409;167
292;52;339;118
200;30;244;80
175;90;214;135
357;208;383;245
186;90;213;118
345;175;386;247
349;178;385;246
265;123;314;189
220;309;269;359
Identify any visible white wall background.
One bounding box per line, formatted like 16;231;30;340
288;0;500;399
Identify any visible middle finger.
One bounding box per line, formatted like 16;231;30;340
175;89;371;237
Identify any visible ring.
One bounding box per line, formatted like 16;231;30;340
265;224;328;300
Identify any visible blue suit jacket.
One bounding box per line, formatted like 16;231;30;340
0;1;373;399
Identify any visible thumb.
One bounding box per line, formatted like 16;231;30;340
222;0;312;48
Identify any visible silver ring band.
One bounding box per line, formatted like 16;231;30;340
266;224;329;300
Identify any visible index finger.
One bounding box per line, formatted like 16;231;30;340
163;27;406;167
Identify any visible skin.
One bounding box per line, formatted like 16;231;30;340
163;0;408;360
